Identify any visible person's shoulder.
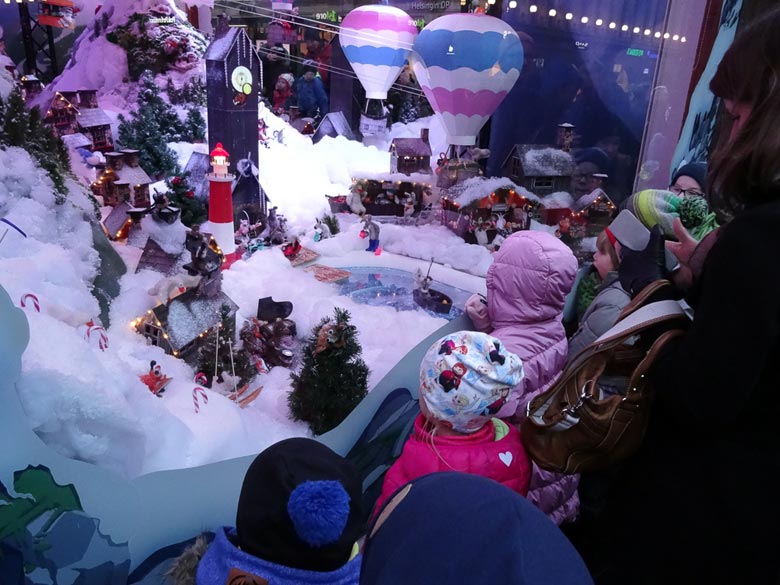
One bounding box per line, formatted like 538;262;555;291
719;200;780;246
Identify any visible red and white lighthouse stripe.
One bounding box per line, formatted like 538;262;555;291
208;142;239;269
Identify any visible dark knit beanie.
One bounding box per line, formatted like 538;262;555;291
574;147;611;174
671;162;707;190
236;438;364;572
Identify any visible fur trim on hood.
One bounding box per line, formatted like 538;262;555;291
166;534;210;585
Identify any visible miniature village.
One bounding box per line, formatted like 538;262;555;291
0;0;649;479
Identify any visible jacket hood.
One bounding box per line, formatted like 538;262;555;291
362;472;593;585
487;231;577;327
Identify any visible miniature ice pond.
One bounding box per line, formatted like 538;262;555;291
337;266;473;320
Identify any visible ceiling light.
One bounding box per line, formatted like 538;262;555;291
529;4;537;12
580;16;589;24
565;12;573;20
595;18;603;26
548;8;556;16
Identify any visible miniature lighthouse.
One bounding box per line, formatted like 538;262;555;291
207;142;239;269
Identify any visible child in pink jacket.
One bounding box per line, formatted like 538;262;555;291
465;230;579;525
373;331;531;517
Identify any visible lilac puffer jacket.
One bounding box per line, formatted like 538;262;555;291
466;230;580;525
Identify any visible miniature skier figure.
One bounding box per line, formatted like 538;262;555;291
139;360;172;396
362;214;381;253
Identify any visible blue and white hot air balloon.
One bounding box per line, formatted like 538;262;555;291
339;4;418;134
412;13;524;148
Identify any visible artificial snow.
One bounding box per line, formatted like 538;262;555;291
523;147;575;176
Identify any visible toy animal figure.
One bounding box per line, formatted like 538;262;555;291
239;317;297;369
346;189;366;216
415;267;433;295
362;215;381;253
147;274;202;303
314;320;350;355
313;218;332;242
139;360;172;396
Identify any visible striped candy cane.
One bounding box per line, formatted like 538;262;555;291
193;386;209;413
85;321;109;351
20;293;40;313
194;372;208;386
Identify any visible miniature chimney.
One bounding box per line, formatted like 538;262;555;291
105;152;124;171
421;128;430;144
123;149;140;168
556;123;575;152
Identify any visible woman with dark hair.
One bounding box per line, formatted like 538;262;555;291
588;9;780;584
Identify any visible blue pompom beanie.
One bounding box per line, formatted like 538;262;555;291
236;438;364;572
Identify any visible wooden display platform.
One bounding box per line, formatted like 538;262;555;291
304;264;352;283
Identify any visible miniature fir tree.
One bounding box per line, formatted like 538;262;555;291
322;214;340;235
166;172;206;226
288;308;369;435
117;70;185;178
197;304;255;389
398;97;419;124
184;107;206;142
0;88;71;198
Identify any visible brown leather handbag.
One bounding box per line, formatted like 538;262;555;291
521;281;689;474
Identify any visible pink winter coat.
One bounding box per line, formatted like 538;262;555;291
373;413;531;517
466;230;579;525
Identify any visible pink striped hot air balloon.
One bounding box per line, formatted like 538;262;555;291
339;4;418;134
412;13;524;148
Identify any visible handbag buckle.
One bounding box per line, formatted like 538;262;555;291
563;383;593;418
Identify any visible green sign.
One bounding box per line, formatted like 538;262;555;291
626;48;644;57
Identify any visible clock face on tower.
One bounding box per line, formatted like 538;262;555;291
231;66;253;107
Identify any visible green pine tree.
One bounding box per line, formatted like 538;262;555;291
117;71;184;178
322;213;340;235
184;107;206;142
0;88;72;199
197;304;256;389
288;308;369;435
166;171;206;226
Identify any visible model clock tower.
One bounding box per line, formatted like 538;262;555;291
205;24;265;222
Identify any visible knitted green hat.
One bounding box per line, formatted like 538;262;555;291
625;189;718;241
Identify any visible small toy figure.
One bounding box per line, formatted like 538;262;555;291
139;360;172;396
415;267;433;295
346;186;367;215
555;216;574;246
282;237;302;258
258;118;270;148
313;217;332;242
362;214;381;252
474;221;489;247
258;206;286;244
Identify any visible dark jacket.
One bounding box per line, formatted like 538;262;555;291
294;75;329;118
595;200;780;584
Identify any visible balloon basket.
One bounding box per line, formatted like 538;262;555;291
359;114;388;136
436;159;483;189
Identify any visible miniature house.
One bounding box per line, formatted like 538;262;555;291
92;150;153;208
134;290;239;360
312;112;356;144
502;144;575;196
44;90;113;151
101;201;134;241
572;187;617;236
390;128;432;175
135;239;182;276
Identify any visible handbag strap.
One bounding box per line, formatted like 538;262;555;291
594;300;688;346
618;279;671;320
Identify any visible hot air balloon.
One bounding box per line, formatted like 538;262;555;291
412;13;523;157
339;4;418;135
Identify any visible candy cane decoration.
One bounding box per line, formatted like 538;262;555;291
85;320;109;351
20;293;40;313
193;386;209;414
194;372;208;386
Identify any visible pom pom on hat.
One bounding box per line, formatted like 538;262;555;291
287;480;351;547
236;438;363;572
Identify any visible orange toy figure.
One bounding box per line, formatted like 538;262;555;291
139;360;172;396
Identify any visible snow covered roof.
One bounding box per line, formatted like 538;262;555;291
503;145;575;177
573;188;613;212
153;289;239;352
521;146;575;176
313;112;356;144
393;137;432;158
62;132;93;150
184;151;211;202
111;162;152;187
205;26;260;63
77;108;112;128
447;176;539;208
135;238;181;275
103;201;132;237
